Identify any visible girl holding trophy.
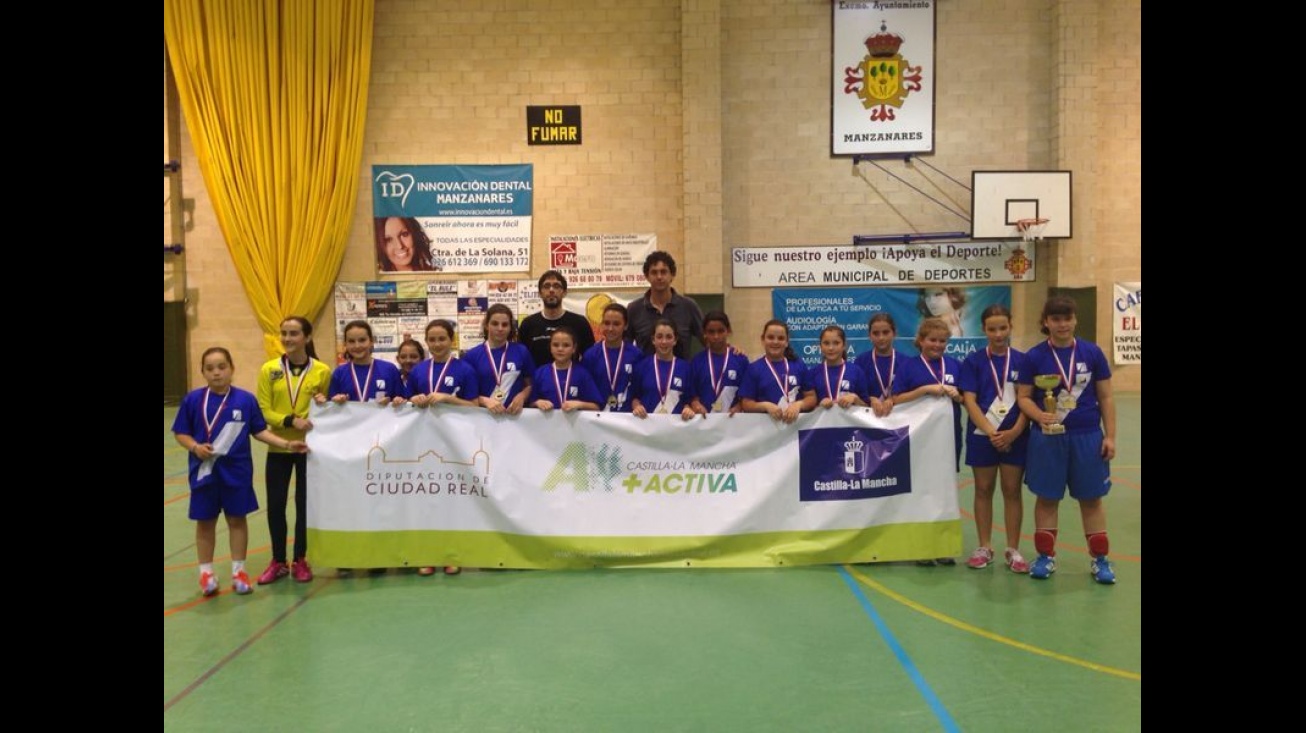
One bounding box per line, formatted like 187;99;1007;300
1016;296;1117;584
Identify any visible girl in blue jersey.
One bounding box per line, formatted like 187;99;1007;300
532;327;601;412
688;310;749;417
395;338;426;398
740;320;810;424
409;319;480;409
959;306;1031;573
408;319;480;577
894;316;965;464
465;304;534;415
894;317;965;566
1016;296;1118;584
631;319;695;420
802;325;869;410
582;303;644;412
321;320;406;406
173;347;308;597
317;320;406;576
853;313;899;418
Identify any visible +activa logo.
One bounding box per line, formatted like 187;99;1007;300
542;443;623;493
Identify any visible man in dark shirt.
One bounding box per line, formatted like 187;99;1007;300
625;251;704;359
518;270;596;367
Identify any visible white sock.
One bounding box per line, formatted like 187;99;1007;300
199;563;213;576
232;560;246;575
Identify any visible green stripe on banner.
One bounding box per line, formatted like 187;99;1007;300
308;521;962;569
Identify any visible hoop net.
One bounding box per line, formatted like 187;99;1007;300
1014;218;1050;242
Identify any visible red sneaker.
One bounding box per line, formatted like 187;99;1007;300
257;561;289;585
418;566;437;576
232;570;254;595
199;570;219;597
291;559;314;583
443;566;462;576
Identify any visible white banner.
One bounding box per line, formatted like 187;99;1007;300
307;399;961;568
548;233;657;289
733;242;1036;288
1113;282;1141;364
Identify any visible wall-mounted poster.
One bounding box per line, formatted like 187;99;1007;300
1112;282;1141;365
832;2;936;155
372;164;532;274
773;285;1011;366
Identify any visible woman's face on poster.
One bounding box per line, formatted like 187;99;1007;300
922;289;954;316
383;217;416;270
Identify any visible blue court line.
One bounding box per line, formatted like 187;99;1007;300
836;566;960;733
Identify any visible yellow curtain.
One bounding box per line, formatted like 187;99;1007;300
164;0;373;356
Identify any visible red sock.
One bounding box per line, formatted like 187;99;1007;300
1086;531;1109;558
1034;529;1058;556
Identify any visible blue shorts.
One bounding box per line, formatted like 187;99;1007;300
1024;428;1110;501
189;482;259;521
965;429;1029;468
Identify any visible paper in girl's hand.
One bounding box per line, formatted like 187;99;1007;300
196;422;243;482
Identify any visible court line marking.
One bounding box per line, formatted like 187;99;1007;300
836;566;960;732
843;564;1141;682
164;581;330;712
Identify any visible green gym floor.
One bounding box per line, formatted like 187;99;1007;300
164;395;1141;732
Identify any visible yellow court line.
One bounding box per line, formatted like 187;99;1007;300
843;565;1141;682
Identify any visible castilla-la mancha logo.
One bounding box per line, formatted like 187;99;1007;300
843;21;923;122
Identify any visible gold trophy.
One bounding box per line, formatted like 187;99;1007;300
1033;375;1066;435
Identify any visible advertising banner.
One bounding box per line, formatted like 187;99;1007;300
306;399;961;568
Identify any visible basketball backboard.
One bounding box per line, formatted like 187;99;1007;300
971;171;1072;240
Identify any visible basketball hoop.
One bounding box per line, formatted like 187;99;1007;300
1014;218;1050;242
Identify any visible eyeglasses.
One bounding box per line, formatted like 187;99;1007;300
540;283;565;291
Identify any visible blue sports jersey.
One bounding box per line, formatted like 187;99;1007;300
463;342;535;404
958;347;1028;434
409;357;480;400
399;370;420;399
853;350;899;400
738;357;808;405
688;349;749;412
581;341;645;412
896;354;964;467
532;363;602;408
328;360;406;401
630;355;694;414
172;386;267;490
801;361;869;403
1019;339;1112;434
